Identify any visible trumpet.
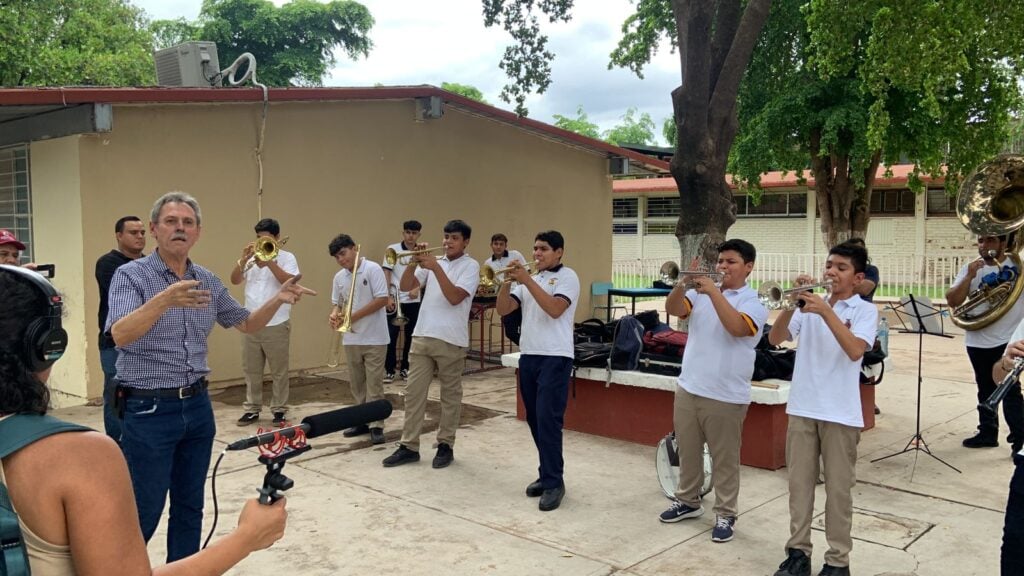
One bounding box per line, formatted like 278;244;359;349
659;261;722;287
243;236;289;272
384;246;444;267
981;357;1024;413
389;284;407;327
480;260;539;288
758;279;833;311
335;245;361;333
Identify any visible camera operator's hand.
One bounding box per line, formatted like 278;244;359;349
236;497;288;551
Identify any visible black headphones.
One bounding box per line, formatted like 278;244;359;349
0;265;68;371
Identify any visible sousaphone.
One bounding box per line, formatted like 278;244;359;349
953;154;1024;330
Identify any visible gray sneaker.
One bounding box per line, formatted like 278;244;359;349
383;372;395;384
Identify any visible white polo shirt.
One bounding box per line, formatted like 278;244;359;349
952;258;1024;348
786;294;878;428
382;241;422;305
484;249;525;284
678;283;768;404
412;254;481;347
511;264;580;358
331;258;390;346
242;249;299;327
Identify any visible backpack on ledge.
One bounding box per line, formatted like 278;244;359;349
0;414;91;575
609;315;644;371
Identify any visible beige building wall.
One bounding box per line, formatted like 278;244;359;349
68;100;610;400
29;136;91;407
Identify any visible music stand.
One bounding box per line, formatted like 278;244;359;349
872;294;961;474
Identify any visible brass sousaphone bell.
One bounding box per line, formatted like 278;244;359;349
953;154;1024;331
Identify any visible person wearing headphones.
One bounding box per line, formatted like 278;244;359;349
0;264;287;574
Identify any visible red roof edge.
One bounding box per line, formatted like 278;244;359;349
0;85;669;172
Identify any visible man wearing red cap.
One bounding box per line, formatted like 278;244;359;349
0;229;30;267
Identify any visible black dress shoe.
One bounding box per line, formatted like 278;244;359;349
370;427;385;445
962;432;998;448
525;480;543;498
343;424;370;438
432;443;454;469
539;485;565;511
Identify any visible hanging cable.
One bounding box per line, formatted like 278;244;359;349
219;52;269;219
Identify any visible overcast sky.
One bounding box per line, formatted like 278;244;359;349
134;0;682;144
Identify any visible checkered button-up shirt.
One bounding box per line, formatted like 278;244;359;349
106;251;250;389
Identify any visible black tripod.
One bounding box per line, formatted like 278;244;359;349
872;294;961;474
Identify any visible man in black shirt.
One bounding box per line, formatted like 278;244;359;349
95;216;146;441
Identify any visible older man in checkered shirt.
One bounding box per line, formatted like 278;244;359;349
106;192;314;562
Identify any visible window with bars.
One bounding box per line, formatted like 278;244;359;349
0;146;32;261
613;197;638;218
926;188;956;215
612;222;638;235
644;221;676;235
870;188;915;215
646;196;681;218
733;192;807;217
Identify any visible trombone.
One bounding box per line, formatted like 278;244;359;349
384;246;444;267
335;244;361;333
758;279;833;311
243;236;289;272
480;260;539;289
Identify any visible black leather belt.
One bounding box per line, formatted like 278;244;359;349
122;378;208;399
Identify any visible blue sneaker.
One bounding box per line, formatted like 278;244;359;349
711;515;735;542
658;500;704;523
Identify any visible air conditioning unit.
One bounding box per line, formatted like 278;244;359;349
154;42;220;87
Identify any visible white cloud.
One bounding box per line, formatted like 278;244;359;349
132;0;682;143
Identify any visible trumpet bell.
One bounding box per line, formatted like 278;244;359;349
385;246;444;267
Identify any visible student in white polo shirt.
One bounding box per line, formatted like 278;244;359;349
328;234;390;445
484;233;525;285
768;241;877;576
657;239;768;542
382;220;423;383
382;220;480;469
496;230;579;512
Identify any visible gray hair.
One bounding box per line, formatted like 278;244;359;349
150;191;202;225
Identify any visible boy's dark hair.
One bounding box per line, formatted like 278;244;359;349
829;242;868;273
846;237;872;264
718;239;756;263
443;220;471;239
403;220;422;232
535;230;564;251
114;216;141;233
491;233;508;243
328;234;356;257
0;269;53;414
254;218;281;236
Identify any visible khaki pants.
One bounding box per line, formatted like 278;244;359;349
785;415;860;568
399;336;467;452
344;344;387;428
673;387;748;518
242;321;290;414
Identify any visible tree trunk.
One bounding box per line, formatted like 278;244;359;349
669;0;771;269
810;134;880;247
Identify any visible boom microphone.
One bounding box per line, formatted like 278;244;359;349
226;400;393;451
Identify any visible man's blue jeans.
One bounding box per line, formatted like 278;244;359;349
99;347;121;442
120;387;216;563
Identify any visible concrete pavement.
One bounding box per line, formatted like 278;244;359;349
53;316;1013;575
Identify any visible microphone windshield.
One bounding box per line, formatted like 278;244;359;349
300;400;393;438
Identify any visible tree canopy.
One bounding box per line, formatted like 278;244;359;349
552;105;601;140
0;0;155;86
730;0;1024;245
152;0;374;87
441;82;489;103
602;107;657;146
